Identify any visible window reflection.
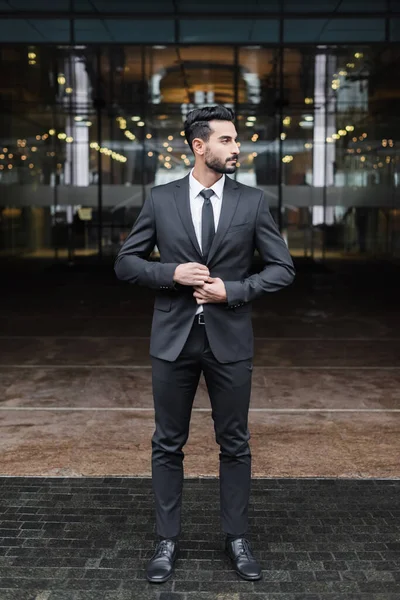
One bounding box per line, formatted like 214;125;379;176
0;43;399;260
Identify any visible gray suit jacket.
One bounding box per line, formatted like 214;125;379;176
114;174;295;363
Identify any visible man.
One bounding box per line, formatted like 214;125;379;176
114;105;295;584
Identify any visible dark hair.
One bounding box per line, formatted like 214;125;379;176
184;105;235;153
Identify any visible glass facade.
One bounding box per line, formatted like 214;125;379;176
1;1;400;261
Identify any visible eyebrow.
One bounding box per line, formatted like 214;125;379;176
218;135;238;140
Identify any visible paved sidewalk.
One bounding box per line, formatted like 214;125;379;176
0;477;400;599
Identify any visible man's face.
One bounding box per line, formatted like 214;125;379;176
199;120;240;174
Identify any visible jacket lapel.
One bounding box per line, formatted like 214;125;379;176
207;176;241;265
173;174;203;259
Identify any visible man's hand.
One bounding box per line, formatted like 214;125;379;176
173;262;210;286
193;277;227;304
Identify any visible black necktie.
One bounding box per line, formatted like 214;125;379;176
200;188;215;261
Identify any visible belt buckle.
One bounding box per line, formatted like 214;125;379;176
197;313;205;325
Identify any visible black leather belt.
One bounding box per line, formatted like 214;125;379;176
196;313;205;325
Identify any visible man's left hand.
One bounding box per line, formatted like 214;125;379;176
193;277;227;304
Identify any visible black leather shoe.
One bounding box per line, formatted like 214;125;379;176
146;539;179;583
225;537;262;581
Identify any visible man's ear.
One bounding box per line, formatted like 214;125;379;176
192;138;205;156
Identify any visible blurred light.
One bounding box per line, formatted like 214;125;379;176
304;116;313;122
280;133;286;140
332;134;340;140
245;122;254;127
184;140;188;145
163;142;169;147
146;134;152;139
49;129;56;135
338;70;347;76
66;136;73;143
346;62;355;68
360;156;366;162
282;155;293;163
137;121;145;127
74;116;84;121
42;134;48;140
378;162;383;167
8;154;13;158
3;148;7;152
65;87;73;94
345;125;354;131
352;137;357;142
338;130;347;136
31;146;37;152
0;165;3;170
57;74;66;84
0;154;3;159
167;146;173;152
181;154;187;159
382;139;388;147
29;163;34;168
299;121;313;128
180;131;185;136
165;156;171;162
148;152;153;157
354;52;364;59
28;60;36;65
132;116;141;121
21;155;27;160
304;97;313;104
326;137;333;143
28;52;36;59
58;133;67;140
168;135;174;140
158;154;164;160
362;133;367;138
304;143;313;149
386;156;391;163
252;152;258;157
7;164;13;169
36;135;41;140
247;116;256;122
282;116;291;126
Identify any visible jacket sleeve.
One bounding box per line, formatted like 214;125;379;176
114;190;179;290
223;192;295;306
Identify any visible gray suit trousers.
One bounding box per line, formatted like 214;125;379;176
151;316;253;538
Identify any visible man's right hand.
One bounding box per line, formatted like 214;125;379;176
173;263;210;286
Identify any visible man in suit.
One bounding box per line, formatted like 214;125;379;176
114;105;295;584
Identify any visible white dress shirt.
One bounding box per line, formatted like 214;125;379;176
189;168;225;315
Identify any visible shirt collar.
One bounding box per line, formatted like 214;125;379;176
189;168;225;200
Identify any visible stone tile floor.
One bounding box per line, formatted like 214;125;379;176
0;477;400;600
0;258;400;598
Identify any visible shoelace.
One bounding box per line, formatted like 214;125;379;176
235;538;253;559
155;540;173;558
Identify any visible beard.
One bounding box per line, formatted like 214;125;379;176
204;147;237;174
